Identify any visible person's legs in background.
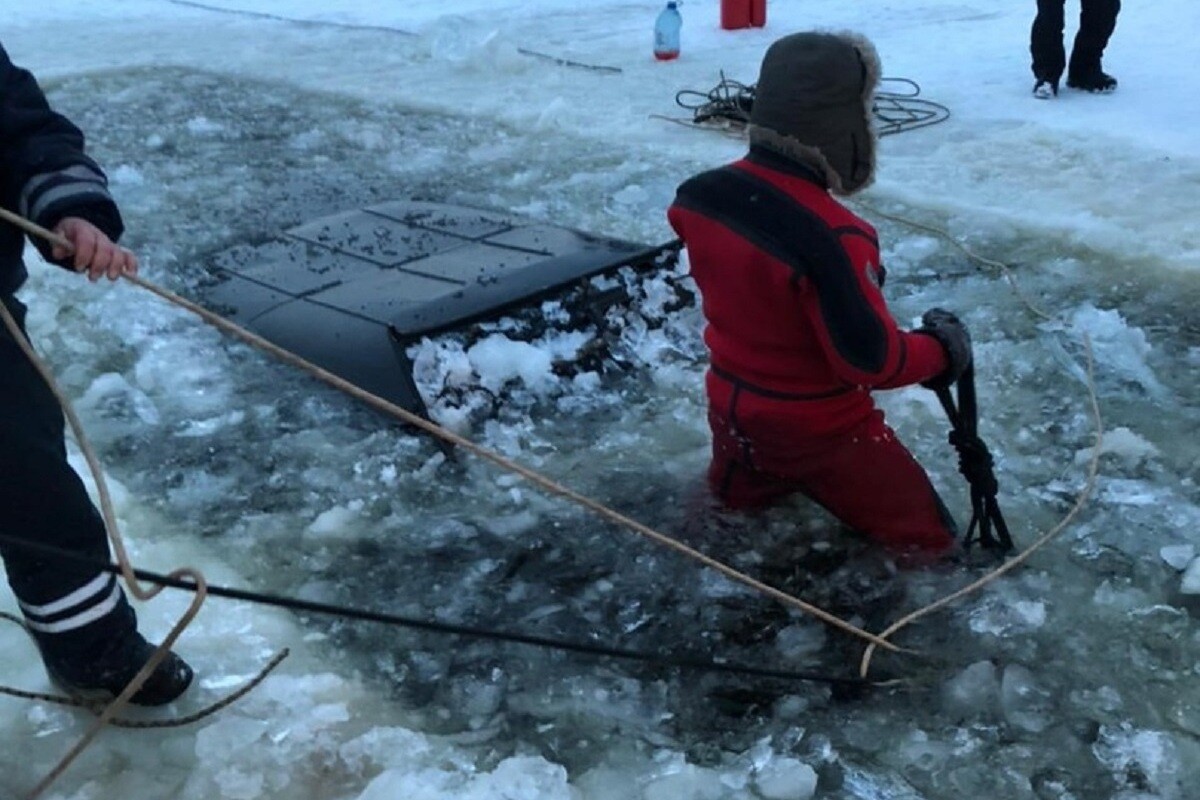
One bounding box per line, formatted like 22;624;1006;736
1068;0;1120;91
1031;0;1067;96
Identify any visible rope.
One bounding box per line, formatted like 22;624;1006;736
860;335;1102;677
163;0;418;36
0;207;898;653
841;201;1104;676
124;271;898;649
0;209;222;798
516;48;623;74
0;610;289;728
935;365;1014;554
852;200;1053;322
0;537;883;689
0;296;209;800
666;73;951;137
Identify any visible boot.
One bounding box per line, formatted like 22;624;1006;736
1032;79;1059;99
1067;70;1118;93
40;629;194;706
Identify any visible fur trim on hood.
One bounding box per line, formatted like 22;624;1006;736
747;31;880;196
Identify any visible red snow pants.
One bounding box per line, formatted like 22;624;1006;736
706;371;956;554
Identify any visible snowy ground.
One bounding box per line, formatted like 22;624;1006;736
2;1;1199;799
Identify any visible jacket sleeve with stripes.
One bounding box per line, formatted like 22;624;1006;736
0;42;123;272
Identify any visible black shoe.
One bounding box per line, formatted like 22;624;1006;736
42;631;194;706
1067;71;1118;93
1032;79;1058;99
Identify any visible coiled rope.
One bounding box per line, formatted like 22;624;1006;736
656;73;951;137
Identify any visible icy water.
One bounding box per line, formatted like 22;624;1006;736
11;68;1200;798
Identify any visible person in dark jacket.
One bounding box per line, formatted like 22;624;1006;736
1031;0;1121;98
1;42;193;705
667;31;971;558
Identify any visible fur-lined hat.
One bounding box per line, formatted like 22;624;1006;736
748;31;880;195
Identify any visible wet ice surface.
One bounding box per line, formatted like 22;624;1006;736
6;68;1200;799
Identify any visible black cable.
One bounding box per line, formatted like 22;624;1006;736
0;533;881;688
675;71;756;126
935;364;1014;554
674;73;951;136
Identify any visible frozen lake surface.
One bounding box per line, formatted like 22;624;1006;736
2;1;1199;798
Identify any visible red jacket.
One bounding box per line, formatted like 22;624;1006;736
668;147;947;436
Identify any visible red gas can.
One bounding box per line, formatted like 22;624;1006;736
720;0;750;30
750;0;767;27
721;0;766;30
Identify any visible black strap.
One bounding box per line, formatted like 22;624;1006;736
934;364;1014;554
0;532;877;689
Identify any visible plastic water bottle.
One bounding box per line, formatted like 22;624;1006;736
653;2;682;61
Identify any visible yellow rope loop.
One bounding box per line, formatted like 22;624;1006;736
859;335;1103;677
844;200;1105;678
1;295;210;800
0;210;215;798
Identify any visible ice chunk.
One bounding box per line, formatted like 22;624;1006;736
1073;425;1160;465
1092;724;1182;797
468;334;555;394
642;757;725;800
185;115;225;135
306;500;364;539
999;664;1054;733
755;757;818;800
773;622;827;660
941;660;1000;718
79;371;160;425
968;596;1046;635
1160;545;1195;571
612;184;649;207
1068;304;1166;398
1179;558;1200;594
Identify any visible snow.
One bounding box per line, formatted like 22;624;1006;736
1;1;1199;799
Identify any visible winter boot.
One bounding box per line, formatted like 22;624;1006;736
1032;79;1059;99
40;629;194;706
1067;70;1118;93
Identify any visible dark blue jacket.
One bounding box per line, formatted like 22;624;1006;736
1;43;122;296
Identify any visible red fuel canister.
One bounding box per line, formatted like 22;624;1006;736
720;0;751;30
750;0;767;27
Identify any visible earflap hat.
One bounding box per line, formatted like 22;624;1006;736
748;31;880;195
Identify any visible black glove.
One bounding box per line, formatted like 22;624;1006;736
917;308;971;390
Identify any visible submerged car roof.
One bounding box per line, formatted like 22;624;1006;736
204;200;669;424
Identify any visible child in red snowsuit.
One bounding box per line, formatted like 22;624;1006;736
668;32;971;555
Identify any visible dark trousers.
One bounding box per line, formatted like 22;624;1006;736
1031;0;1121;82
0;293;135;663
